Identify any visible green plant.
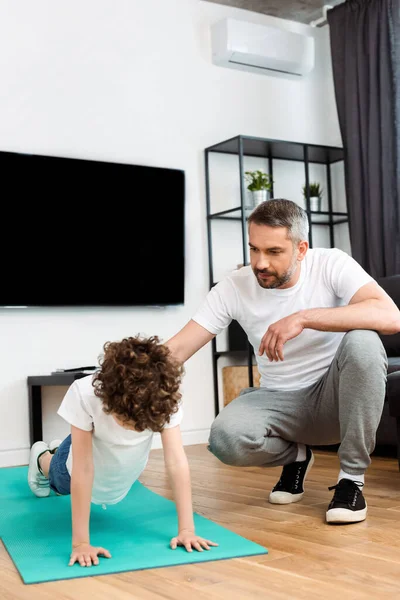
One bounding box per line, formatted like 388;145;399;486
302;182;322;198
245;170;273;192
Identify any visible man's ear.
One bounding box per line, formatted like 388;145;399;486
296;240;309;261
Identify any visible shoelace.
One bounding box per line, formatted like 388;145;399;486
274;461;305;492
328;480;364;505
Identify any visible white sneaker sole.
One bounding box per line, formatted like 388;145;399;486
269;451;315;505
326;504;367;524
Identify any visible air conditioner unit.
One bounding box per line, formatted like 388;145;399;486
211;18;315;77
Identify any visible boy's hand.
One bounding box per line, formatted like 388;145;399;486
170;530;219;553
69;543;112;567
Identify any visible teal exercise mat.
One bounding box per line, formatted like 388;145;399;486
0;466;268;584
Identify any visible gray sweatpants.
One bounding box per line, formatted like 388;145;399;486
208;330;388;476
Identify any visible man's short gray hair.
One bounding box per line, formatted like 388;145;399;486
247;199;309;244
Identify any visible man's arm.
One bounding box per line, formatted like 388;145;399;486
301;281;400;335
259;281;400;361
165;320;215;363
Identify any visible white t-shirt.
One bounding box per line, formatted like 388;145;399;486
57;374;183;506
192;248;373;392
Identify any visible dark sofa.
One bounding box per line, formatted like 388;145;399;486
376;274;400;468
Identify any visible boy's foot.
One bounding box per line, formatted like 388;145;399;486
48;439;62;454
28;441;51;498
326;479;367;524
269;446;314;504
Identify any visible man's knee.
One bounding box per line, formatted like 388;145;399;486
208;414;267;467
339;330;388;372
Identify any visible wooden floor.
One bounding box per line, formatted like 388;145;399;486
2;445;400;599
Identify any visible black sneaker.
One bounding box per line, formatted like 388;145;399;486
269;446;314;504
326;478;367;524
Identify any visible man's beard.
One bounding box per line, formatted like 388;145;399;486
253;260;297;289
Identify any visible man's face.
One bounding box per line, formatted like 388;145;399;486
248;223;303;289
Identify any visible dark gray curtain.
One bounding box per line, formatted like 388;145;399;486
327;0;400;278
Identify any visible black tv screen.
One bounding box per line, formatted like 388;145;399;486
0;150;185;306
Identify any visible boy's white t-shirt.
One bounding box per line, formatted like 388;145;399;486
57;375;183;506
192;248;374;392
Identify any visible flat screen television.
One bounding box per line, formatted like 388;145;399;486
0;150;185;306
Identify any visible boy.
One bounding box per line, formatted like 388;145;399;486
27;335;217;567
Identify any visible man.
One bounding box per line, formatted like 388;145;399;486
166;199;400;524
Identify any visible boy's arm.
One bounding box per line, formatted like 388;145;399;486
161;425;218;552
161;425;195;534
70;425;95;548
69;426;111;567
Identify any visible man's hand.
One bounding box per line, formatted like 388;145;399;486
259;313;305;361
170;530;219;553
69;542;111;567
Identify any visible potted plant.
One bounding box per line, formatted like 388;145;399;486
302;182;322;212
245;170;273;207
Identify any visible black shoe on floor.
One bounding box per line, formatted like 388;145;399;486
269;446;314;505
326;478;367;524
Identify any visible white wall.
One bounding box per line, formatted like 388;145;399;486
0;0;342;467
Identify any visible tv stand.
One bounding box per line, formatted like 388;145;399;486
27;373;87;445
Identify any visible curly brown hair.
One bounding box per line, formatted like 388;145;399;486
92;335;184;433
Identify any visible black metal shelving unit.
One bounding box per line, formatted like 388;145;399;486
204;134;347;417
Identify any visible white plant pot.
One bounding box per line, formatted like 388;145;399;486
310;196;321;212
252;190;269;206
